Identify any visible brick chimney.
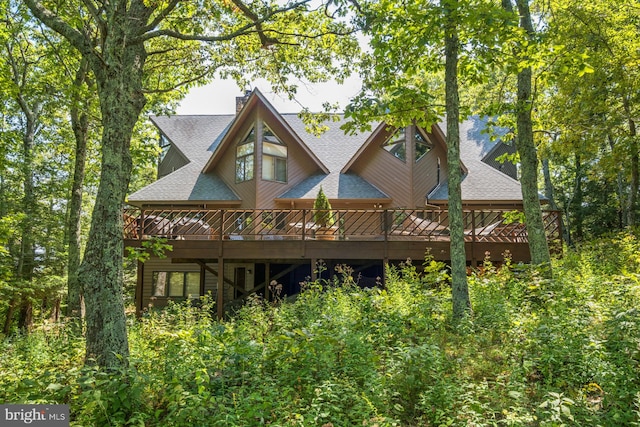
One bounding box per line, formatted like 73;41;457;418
235;90;252;114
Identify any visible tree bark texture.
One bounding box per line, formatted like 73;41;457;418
623;98;638;227
514;0;552;269
78;14;150;367
444;1;471;320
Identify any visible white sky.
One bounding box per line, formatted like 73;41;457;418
176;75;363;115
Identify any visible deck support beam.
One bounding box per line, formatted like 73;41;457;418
136;260;144;316
217;257;224;320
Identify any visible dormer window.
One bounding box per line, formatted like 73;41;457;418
262;125;287;182
383;128;406;162
414;129;433;162
236;127;255;183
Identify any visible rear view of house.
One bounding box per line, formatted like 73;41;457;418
125;89;561;316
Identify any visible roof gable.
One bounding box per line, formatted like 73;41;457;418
202;89;328;175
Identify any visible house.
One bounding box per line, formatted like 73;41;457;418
125;89;561;316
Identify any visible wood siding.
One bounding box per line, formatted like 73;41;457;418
217;117;257;208
414;141;448;207
349;128;412;207
255;106;322;208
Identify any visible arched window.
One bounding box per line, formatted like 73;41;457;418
262;125;287;182
236;127;255;182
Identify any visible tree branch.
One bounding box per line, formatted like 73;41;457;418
80;0;106;29
138;0;180;35
133;0;311;45
23;0;91;55
230;0;278;47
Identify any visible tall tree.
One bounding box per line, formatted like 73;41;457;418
344;0;510;319
443;0;471;319
544;0;640;232
1;2;70;331
510;0;552;269
24;0;355;368
66;57;91;318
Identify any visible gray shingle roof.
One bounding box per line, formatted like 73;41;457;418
128;115;238;203
150;115;235;165
429;117;523;202
278;115;388;199
129;101;521;205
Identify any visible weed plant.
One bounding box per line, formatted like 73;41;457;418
1;232;639;426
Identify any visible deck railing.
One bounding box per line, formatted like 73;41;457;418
124;207;562;247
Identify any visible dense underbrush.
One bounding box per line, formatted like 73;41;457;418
1;233;640;426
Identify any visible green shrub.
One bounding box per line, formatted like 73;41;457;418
2;236;640;425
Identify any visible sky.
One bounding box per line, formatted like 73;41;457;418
176;75;363;115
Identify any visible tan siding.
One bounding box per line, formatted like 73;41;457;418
255;107;321;208
158;146;188;178
217;118;257;208
413;144;448;207
224;262;255;296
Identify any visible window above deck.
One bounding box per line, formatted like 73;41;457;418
382;126;435;163
382;128;406;161
236;127;255;183
262;125;287;182
414;128;433;162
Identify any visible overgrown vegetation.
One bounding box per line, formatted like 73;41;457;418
1;233;640;426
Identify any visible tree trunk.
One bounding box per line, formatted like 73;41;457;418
16;97;38;331
514;0;552;271
67;59;89;318
542;158;558;211
607;134;625;229
79;36;148;368
444;0;471;320
623;98;638;227
572;153;584;241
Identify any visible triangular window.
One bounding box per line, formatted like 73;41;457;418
382;128;406;162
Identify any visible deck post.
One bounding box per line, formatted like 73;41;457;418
302;210;307;240
471;210;476;265
135;260;144;317
139;209;144;240
199;262;206;297
217;257;224;320
265;262;271;301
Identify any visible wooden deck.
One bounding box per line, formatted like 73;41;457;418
124;207;562;264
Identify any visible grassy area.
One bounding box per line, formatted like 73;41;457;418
1;233;640;426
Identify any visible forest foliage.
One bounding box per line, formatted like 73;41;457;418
1;233;639;426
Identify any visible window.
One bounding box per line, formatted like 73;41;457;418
159;135;171;162
152;271;200;298
382;128;406;162
414;129;433;162
262;125;287;182
236;127;255;182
